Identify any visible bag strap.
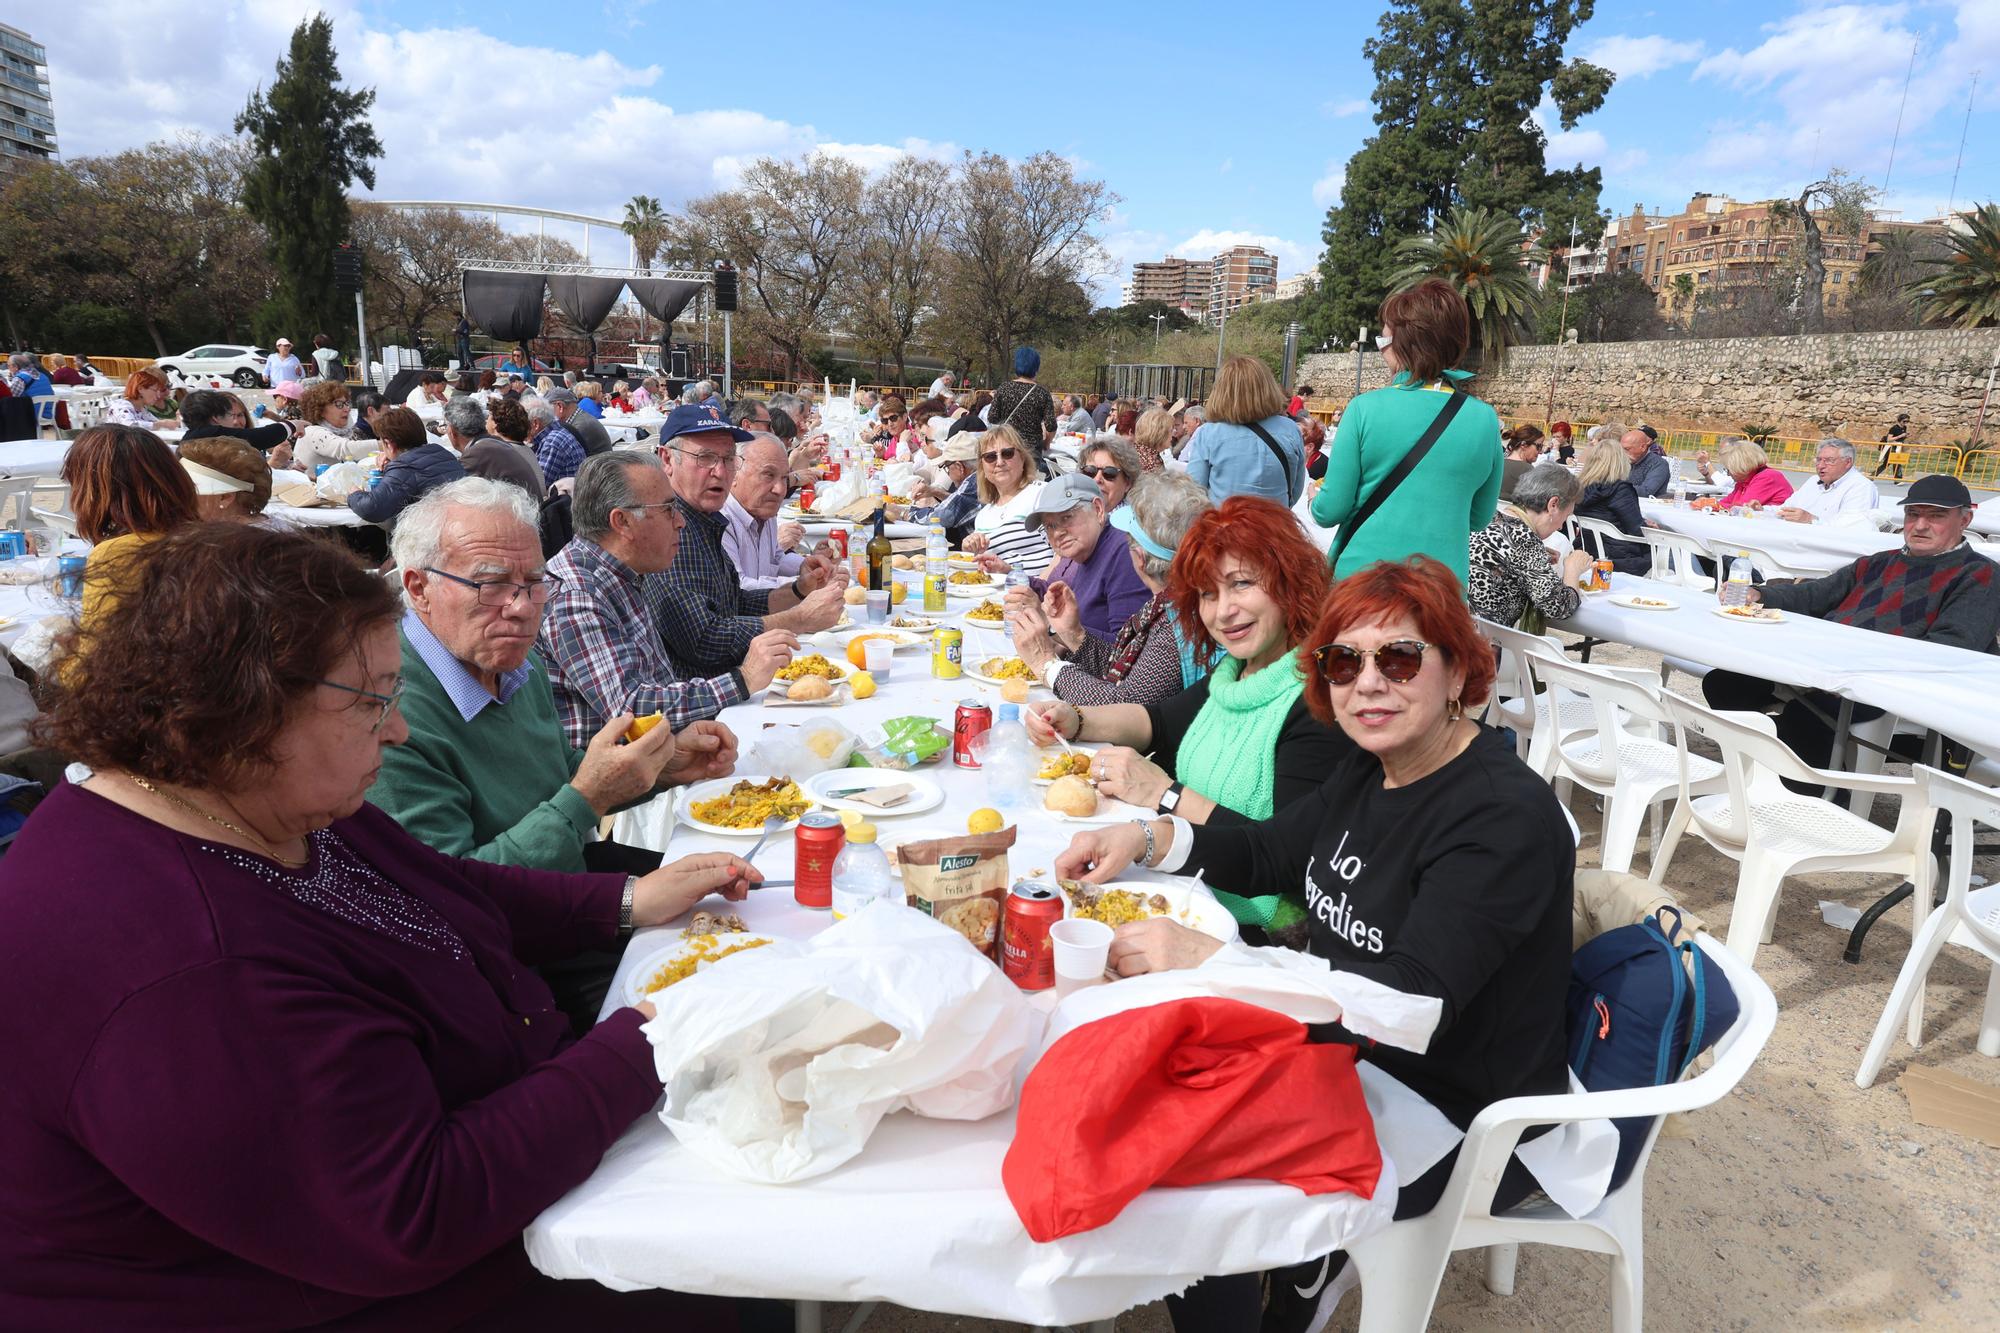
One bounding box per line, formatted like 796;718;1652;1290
1003;383;1048;437
1328;387;1467;570
1243;419;1299;500
1676;940;1708;1080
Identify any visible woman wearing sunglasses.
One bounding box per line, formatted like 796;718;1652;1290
1026;497;1349;937
1055;556;1573;1330
1077;436;1142;509
958;424;1055;575
1309;278;1505;589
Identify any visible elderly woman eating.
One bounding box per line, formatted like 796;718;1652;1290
1468;462;1593;628
1055;556;1574;1331
0;523;755;1328
1026;496;1348;936
104;367;177;431
1006;471;1210;706
1694;437;1795;510
291;380;376;474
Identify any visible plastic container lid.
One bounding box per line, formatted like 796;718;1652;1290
848;822;878;844
997;703;1021;723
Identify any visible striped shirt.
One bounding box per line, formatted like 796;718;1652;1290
974;487;1054;576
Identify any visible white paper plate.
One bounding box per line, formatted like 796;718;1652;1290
965;657;1036;689
959;605;1009;632
803;768;945;817
1043;791;1155;824
1710;604;1786;625
946;577;1001;597
1032;745;1098;785
1609;592;1679;611
883;616;941;634
770;659;849;695
946;553;981;569
1060;880;1239;943
845;628;930;652
678;775;813;836
623;930;777;1003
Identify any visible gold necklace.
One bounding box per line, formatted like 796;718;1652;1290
128;775;308;867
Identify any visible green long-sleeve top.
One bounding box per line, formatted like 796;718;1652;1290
1310;370;1505;591
368;626;598;873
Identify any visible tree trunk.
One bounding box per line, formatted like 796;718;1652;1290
144;316;169;357
1796;186;1827;334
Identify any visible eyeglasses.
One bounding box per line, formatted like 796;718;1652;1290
881;412;905;423
423;566;556;607
1312;639;1432;686
316;675;406;732
981;447;1019;465
670;446;738;471
1374;333;1394;350
1081;465;1124;481
620;500;682;522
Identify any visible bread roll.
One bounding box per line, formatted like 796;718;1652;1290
843;585;867;605
788;675;834;701
1000;678;1032;705
1044;775;1097;817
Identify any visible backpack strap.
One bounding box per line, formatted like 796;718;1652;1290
1676;939;1708;1079
1328;387;1467;571
1243;419;1299;500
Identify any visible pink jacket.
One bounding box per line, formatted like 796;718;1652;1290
1720;466;1794;509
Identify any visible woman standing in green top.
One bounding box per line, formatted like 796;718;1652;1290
1024;498;1352;939
1310;278;1504;591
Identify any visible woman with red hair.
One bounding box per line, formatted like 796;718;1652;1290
1026;497;1350;937
105;367;177;431
61;424;200;632
1056;555;1574;1330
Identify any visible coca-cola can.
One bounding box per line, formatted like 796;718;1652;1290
1002;880;1064;990
826;527;848;559
953;699;992;768
793;812;844;910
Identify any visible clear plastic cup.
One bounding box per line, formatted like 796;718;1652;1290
865;588;890;622
1051;917;1114;999
862;636;894;678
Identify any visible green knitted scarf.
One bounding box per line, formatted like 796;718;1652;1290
1176;653;1309;930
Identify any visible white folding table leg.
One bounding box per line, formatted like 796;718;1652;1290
794;1299;823;1333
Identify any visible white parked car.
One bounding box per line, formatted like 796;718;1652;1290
152;344;270;388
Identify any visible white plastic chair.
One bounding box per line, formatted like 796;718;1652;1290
1855;765;2000;1087
1347;933;1778;1333
30;394;61;439
1572;515;1632;562
1476;620;1652;780
1652;694;1930;965
1637;528;1716;592
1726;542;1832;581
1532;658;1724;875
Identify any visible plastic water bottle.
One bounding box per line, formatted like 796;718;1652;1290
924;518;949;612
981;703;1038;812
830;821;897;920
1722;552;1753;607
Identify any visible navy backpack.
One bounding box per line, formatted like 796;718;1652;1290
1567;906;1739;1189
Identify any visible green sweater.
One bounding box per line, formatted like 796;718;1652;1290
368;633;598;872
1310;371;1504;591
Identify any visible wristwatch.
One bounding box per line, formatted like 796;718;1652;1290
1156;782;1185;815
618;876;637;941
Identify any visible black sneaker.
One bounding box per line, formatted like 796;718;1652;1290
1260;1252;1357;1333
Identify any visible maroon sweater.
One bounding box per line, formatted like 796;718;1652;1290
0;786;657;1329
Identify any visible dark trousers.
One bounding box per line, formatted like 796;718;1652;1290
535;839;667;1035
1699;670;1883;780
1163;1146;1543;1331
457;335;474;369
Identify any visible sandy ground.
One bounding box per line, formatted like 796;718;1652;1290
819;638;2000;1333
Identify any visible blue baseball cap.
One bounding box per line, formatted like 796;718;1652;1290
658;402;754;445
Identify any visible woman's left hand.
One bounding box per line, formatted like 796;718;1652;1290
630;852;761;926
1108;918;1224;976
1091;746;1171;809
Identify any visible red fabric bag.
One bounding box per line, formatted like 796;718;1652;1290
1003;996;1381;1241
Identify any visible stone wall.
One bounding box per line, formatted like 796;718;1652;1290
1297;327;2000;444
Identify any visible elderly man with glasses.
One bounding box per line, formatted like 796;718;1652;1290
1777;438;1881;524
652;405;846;677
724;433;842;592
1006;473;1152;640
525;394;586;483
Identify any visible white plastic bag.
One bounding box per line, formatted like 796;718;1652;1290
750;720;858;777
643;905;1039;1183
315;461;371;501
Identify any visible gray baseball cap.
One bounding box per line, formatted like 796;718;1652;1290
1022;473;1104;530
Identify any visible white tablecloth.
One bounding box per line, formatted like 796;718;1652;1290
0;440;70;479
599;411;666;443
268;503;370;529
526;608;1403;1321
1555;572;2000;756
1640;500;1898;571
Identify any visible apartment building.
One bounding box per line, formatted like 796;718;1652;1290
1127;257;1210;318
0;24;56;179
1208;246;1278;322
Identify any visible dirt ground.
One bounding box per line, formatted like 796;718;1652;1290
835;639;2000;1333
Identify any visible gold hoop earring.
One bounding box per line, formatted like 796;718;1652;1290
1446;698;1464;721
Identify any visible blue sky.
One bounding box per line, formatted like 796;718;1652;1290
52;1;2000;304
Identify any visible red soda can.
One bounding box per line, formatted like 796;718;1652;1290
1002;880;1064;990
793;812;844;909
827;527;848;559
953;699;992;768
799;486;816;510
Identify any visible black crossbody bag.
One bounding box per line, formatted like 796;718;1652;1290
1327;388;1467;571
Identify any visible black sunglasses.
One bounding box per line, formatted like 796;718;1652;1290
1081;465;1124;481
981;447;1019;464
1312;639;1431;686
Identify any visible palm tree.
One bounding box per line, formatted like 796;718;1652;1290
1669;272;1697;329
1911;203;2000;328
1388;207;1541;369
621;195;669;273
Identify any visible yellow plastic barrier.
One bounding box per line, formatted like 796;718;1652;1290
1956;449;2000;488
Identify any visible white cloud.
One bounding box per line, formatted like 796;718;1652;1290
1320;97;1371;118
1312;161;1347;208
1545;127;1609;167
1583;34;1703;78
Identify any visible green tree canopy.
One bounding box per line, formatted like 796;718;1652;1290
234;15;382;341
1309;0;1612;346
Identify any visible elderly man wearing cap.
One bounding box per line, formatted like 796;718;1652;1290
265;339;303;388
1701;473;2000;775
1004;474;1152;641
915;432;983;541
548;388;614;457
653;404;846;677
525;395;586;484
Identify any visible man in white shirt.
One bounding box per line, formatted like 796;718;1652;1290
926;370;956;401
266;339;303;386
721;434;834;591
1780;438;1881;524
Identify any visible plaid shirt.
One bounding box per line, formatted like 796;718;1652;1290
538;536;747;747
652;498;773;678
532;420;586;483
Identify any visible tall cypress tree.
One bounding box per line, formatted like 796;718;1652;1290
1307;1;1613;345
235;16;383;341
